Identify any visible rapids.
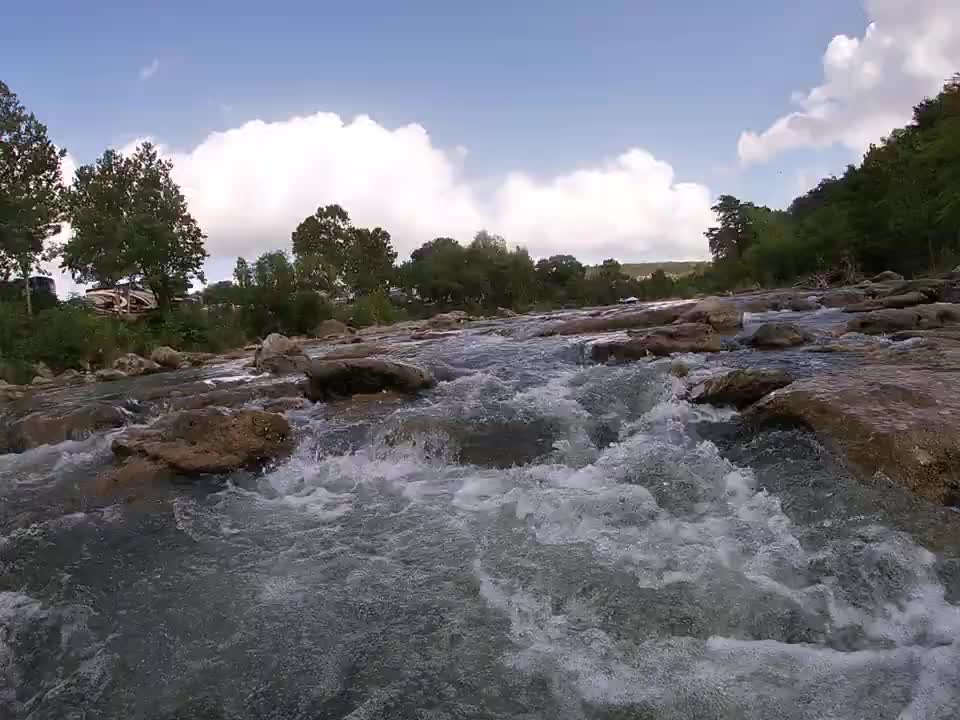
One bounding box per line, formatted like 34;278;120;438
2;310;959;719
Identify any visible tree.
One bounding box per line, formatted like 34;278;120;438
0;81;66;316
344;226;397;294
704;195;754;263
64;142;207;312
291;204;352;291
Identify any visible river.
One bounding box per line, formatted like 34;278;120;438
2;308;959;719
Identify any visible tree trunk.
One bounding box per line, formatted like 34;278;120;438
20;261;32;318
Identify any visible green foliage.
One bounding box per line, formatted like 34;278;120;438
63;142;208;310
0;80;66;316
348;290;397;327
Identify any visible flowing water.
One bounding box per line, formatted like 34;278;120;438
2;311;960;719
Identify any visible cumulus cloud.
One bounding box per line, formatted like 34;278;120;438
139;59;160;81
151;112;712;272
738;0;960;165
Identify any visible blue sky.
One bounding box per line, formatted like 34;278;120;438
4;0;956;281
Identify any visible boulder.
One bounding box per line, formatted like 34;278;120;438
95;368;128;382
31;376;52;386
255;333;309;375
150;346;184;369
688;369;793;410
788;296;819;312
56;369;84;383
304;358;435;401
316;319;351;337
843;291;929;313
747;365;960;505
112;408;293;475
496;307;518;318
2;404;129;453
113;353;162;376
542;304;694;337
166;380;304;412
318;343;387;361
33;362;54;380
592;323;722;362
871;271;904;283
845;303;960;335
748;322;813;349
428;311;470;329
820;289;867;308
676;298;742;331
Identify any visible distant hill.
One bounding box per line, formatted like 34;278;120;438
587;261;707;279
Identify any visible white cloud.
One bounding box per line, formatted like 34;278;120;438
738;0;960;165
147;111;712;274
139;59;160;81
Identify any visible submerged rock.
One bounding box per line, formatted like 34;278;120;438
543;304;694;336
318;343;388;361
676;298;742;331
304;358;436;401
592;323;721;362
688;369;793;409
112;408;293;474
2;404;130;453
845;303;960;334
748;322;813;349
748;365;960;506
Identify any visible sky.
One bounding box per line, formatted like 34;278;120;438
3;0;959;294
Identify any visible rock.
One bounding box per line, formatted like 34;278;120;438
748;323;813;349
871;271;905;283
33;362;54;379
150;346;184;369
542;304;694;336
669;360;690;378
261;397;307;413
112;408;293;475
496;307;518;318
747;365;960;505
820;289;867;308
845;303;960;335
788;296;819;312
688;369;793;409
56;369;83;383
949;265;960;280
843;291;930;313
304;358;435;401
676;298;742;331
31;376;51;386
255;333;309;375
95;368;128;382
428;311;470;329
2;404;129;453
945;283;960;304
94;457;173;498
592;323;722;362
316;319;351;337
166;381;304;412
318;343;387;361
113;353;161;376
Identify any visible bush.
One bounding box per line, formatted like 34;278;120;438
348;291;400;327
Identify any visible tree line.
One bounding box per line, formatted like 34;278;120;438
697;74;960;290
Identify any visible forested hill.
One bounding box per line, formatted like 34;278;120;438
696;74;960;291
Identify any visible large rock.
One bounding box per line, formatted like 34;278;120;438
542;304;694;337
748;323;813;349
591;323;721;362
843;291;930;313
788;295;820;312
748;365;960;505
318;343;387;361
113;353;161;376
871;270;904;283
255;333;309;375
305;358;435;401
167;380;304;412
496;307;518;318
316;319;351;337
820;289;867;308
2;404;129;453
845;303;960;335
112;408;293;475
33;362;54;380
676;298;742;331
428;311;470;330
150;346;184;369
95;368;128;382
688;369;793;410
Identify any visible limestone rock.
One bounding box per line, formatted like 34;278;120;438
305;358;435;401
428;311;470;330
676;298;742;331
95;368;128;382
820;289;867;308
542;304;694;337
592;323;722;362
255;333;309;375
496;307;518;318
150;346;184;369
688;369;793;409
316;319;351;337
871;271;904;283
748;322;813;349
2;404;129;453
318;343;387;361
113;353;161;376
845;303;960;335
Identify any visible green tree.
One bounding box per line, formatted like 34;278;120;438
0;81;66;316
291;203;352;291
704;195;754;263
64;142;207;312
344;226;397;294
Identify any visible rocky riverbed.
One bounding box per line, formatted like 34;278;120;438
2;274;960;718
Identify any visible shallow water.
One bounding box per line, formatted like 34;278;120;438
2;315;959;719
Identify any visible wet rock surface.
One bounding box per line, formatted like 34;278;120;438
540;303;694;336
748;322;814;349
689;368;793;409
305;358;436;400
592;323;721;361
